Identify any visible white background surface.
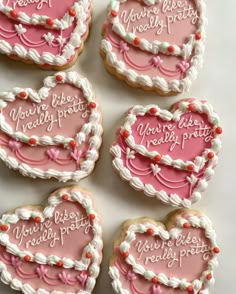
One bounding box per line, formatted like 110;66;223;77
0;0;234;293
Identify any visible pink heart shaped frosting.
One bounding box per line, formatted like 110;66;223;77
101;0;207;94
109;210;219;294
0;72;103;181
0;186;103;294
0;0;91;67
110;99;222;207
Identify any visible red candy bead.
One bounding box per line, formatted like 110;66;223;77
187;164;194;172
147;228;154;235
134;37;140;45
62;194;69;201
154;155;161;162
111;10;118;17
35;217;41;223
187;286;193;293
46;18;54;26
206;273;212;280
89;214;96;221
56;75;63;82
213;247;220;254
10;10;18;18
183;223;190;229
0;225;8;231
57;260;63;267
19;91;27;99
69;140;77;148
207;152;214;159
150;107;157;115
122;252;129;258
123;130;130;139
86;252;92;259
152;276;158;283
195;32;201;40
188;104;195;112
215;127;222;134
89;102;96;109
24;255;31;262
29;138;37;145
168;46;174;53
69;8;76;17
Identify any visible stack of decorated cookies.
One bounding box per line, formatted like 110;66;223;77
0;0;222;294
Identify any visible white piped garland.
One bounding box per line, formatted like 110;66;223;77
0;71;103;182
110;100;222;208
0;187;103;294
109;212;219;294
0;0;91;67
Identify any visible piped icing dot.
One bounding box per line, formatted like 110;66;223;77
183;223;190;229
0;224;8;231
206;273;212;280
207;152;214;159
86;252;92;259
187;164;194;172
149;107;157;115
29;138;37;145
152;276;158;284
89;102;97;109
187;285;193;293
57;260;63;267
154;155;161;162
111;10;118;17
134;37;140;45
10;10;18;18
46;18;54;27
34;217;41;223
89;214;96;221
24;255;31;262
69;8;77;17
122;130;130;139
69;140;77;148
195;32;201;40
188;103;195;112
19;91;27;99
122;252;129;258
62;194;69;201
168;45;175;53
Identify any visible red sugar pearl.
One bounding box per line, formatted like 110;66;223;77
57;260;63;267
10;10;18;18
46;18;54;26
215;127;222;134
123;130;130;139
168;45;174;53
122;252;129;258
29;138;37;145
24;255;31;262
19;91;27;99
154;155;161;163
188;103;195;112
0;225;8;231
89;102;97;109
195;32;201;40
187;286;193;293
187;164;194;172
69;8;76;17
56;75;63;82
206;273;212;280
35;217;41;223
213;247;220;254
89;214;96;221
183;223;190;229
134;37;140;45
150;107;157;115
62;194;69;201
207;152;214;159
111;10;118;17
152;276;158;284
69;140;77;148
146;228;154;235
86;252;92;259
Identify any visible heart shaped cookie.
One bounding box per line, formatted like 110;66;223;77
0;71;103;181
0;185;103;294
0;0;91;69
109;210;219;294
101;0;207;95
110;99;222;207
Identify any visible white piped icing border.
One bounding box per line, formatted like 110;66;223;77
0;71;103;182
0;0;91;67
101;0;207;94
110;100;222;208
109;211;219;294
0;187;103;294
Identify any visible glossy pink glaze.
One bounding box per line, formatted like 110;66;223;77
0;84;91;172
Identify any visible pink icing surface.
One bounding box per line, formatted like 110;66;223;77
3;0;75;19
132;113;213;162
113;227;211;293
104;0;199;82
0;83;93;173
7;201;93;259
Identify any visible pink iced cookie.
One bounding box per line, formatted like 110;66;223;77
0;186;103;294
101;0;207;95
0;0;91;69
109;210;219;294
0;71;103;181
110;99;222;207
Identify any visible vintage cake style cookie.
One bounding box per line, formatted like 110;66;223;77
110;99;222;207
101;0;207;95
0;185;103;294
0;0;92;69
109;210;219;294
0;71;103;182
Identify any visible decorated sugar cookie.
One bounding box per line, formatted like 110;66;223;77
110;99;222;207
109;210;219;294
0;0;91;69
0;71;103;181
101;0;207;95
0;185;103;294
